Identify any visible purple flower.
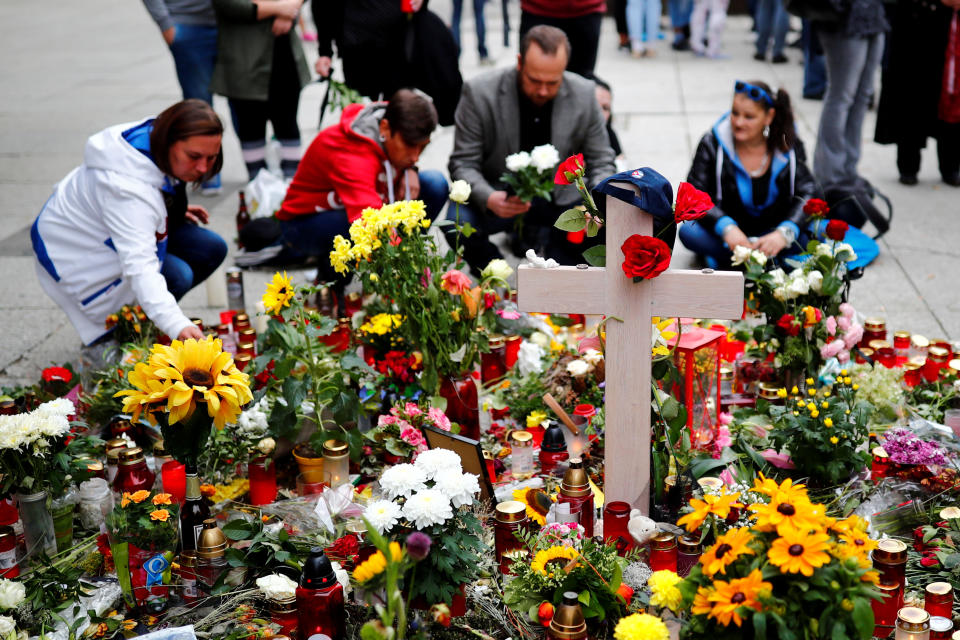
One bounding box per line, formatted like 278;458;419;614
405;532;432;561
882;429;950;466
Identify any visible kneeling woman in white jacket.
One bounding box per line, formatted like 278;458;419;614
32;100;228;345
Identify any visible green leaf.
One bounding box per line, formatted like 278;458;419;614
222;519;254;540
753;611;767;640
852;598;874;640
586;218;600;237
282;377;306;411
555;208;588;232
582;244;606;267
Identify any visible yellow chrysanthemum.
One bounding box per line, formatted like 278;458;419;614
352;543;403;583
768;529;832;576
262;271;294;314
648;570;683;612
123;336;252;429
707;569;771;627
359;313;404;336
613;613;670;640
526;410;548;429
329;235;354;275
530;545;578;576
700;527;755;577
677;490;743;532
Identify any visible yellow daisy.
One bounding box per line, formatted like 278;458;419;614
262;271;294;314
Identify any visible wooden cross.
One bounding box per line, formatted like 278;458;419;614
517;183;745;512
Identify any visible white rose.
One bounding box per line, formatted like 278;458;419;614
730;245;753;266
815;242;833;257
256;574;297;601
256;437;276;455
0;580;25;609
807;270;823;293
834;243;857;262
773;286;791;301
768;268;786;286
530;144;560;173
449;179;471;204
505;151;531;172
566;359;592;377
787;276;809;296
331;561;352;597
750;250;768;267
481;258;513;281
581;348;603;366
0;616;14;636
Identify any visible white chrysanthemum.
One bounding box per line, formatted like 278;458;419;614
530;144;560;173
566;359;592;377
730;245;753;266
505;151;531;172
256;573;297;601
380;464;427;499
365;499;402;533
433;469;481;508
518;341;546;377
402;489;454;529
0;579;25;609
414;449;462;480
35;398;74;419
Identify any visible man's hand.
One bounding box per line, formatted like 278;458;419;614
275;0;302;19
722;225;752;251
272;16;294;35
402;169;420;199
163;26;176;45
315;56;332;77
185;205;210;225
177;325;205;341
486;191;531;219
753;230;788;257
408;0;424;11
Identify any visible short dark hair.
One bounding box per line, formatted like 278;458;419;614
519;25;571;62
383;89;438;145
150;99;224;185
594;76;612;94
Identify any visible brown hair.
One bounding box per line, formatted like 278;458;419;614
520;25;571;61
150;99;224;184
383;89;438;145
743;80;797;154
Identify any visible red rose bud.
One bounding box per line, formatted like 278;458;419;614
537;601;555;626
776;314;800;336
674;182;714;221
920;553;940;567
803;198;830;217
42;366;73;383
401;0;415;12
554;153;585;185
825;219;849;241
616;583;635;603
567;229;585;244
620;234;671;281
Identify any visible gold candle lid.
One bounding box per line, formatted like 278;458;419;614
106;438;128;451
719;366;733;381
926;582;953;596
179;549;197;568
488;336;505;348
912;335;930;349
909;355;928;367
902;361;922;371
858;347;875;359
238;327;256;337
86;460;104;473
322;439;349;458
897;607;930;631
948;359;960;374
196;519;227;558
929;346;950;362
549;592;588;640
894;331;911;340
511;430;533;447
560;458;591;497
495;501;528;523
118;447;144;465
939;507;960;520
678;534;702;554
191;318;204;328
757;383;782;400
234;353;252;365
872;446;889;458
651;530;677;551
698;477;723;491
873;538;908;563
930;617;953;633
864;318;886;331
868;339;891;351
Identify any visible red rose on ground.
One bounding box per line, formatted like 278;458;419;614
803;198;830;217
674;182;714;221
776;314;800;336
920;552;940;567
326;533;360;559
620;234;671;281
554;154;585;185
825;219;849;241
42;366;72;383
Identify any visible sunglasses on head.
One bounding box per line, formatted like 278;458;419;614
735;80;774;108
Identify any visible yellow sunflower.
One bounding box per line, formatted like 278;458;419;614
146;336;252;428
530;545;579;577
262;271;295;314
700;527;755;577
114;361;174;424
677;489;743;532
707;569;771;627
768;529;832;576
513;488;552;526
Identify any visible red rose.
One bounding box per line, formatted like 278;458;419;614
803;198;830;217
620;234;671;281
537;602;555;626
776;314;800;337
920;553;940;568
554;154;585;185
42;366;72;384
401;0;415;12
567;229;585;244
825;219;849;241
326;533;360;559
674;182;714;221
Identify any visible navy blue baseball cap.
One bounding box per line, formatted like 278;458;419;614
592;167;674;219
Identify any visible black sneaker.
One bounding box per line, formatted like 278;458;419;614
803;91;825;100
772;53;788;64
899;174;919;186
753;52;765;61
671;38;691;51
943;173;960;187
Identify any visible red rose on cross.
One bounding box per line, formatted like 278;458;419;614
825;219;849;241
674;182;714;221
803;198;830;217
554;154;585;185
620;234;671;281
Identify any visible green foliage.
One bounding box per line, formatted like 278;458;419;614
408;510;487;605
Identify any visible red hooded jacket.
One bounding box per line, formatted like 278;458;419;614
277;102;402;223
521;0;606;18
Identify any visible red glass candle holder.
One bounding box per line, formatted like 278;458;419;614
649;531;678;573
924;582;953;619
504;336;522;369
602;501;633;555
248;457;278;505
297;473;327;496
877;347;896;369
161;460;187;504
872;582;899;633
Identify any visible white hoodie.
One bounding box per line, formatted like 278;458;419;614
32;119;192;345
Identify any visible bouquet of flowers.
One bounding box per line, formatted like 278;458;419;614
0;398;77;495
364;400;452;460
362;449;486;604
675;475;880;640
500;144;560;203
198;396;276;483
104;304;159;345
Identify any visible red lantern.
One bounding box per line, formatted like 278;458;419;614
667;323;725;448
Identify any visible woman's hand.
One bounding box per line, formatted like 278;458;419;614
178;325;205;341
753;230;788;257
185;205;210;225
315;56;332;77
722;225;752;251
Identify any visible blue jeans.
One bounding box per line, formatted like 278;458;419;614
627;0;661;43
754;0;789;57
679;220;805;270
669;0;693;31
169;23;220;189
279;170;448;280
162;223;228;300
451;0;488;58
801;20;827;97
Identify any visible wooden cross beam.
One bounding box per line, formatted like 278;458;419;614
517;182;744;512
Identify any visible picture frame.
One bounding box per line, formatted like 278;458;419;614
420;424;497;505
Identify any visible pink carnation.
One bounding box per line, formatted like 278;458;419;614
825;316;837;336
837;316;851;332
839;302;855;318
378;414;398;427
843;323;864;349
404;402;422;417
837;349;850;363
427;407;451;431
821;340;844;359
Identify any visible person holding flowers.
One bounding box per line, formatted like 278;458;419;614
680;80;820;270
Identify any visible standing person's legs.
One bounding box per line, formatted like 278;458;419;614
841;32;884;183
705;0;729;57
896;141;922;181
770;0;790;59
937;124;960;183
627;0;645;54
451;0;464;53
267;43;304;179
642;0;661;50
473;0;488;59
754;0;774;57
802;20;827;98
614;0;631;47
163;223;229;299
689;0;709;54
814;30;869;189
229;98;270;179
564;13;603;78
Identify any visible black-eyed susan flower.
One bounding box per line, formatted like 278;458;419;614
768;529;831;576
707;569;771;627
677;490;743;532
700;527;755;577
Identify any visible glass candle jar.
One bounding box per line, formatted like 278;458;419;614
0;526;18;578
504;335;522;370
114;447;156;496
896;607;930;640
757;382;785;405
494;501;528;575
602;501;633;555
558;458;594;537
538;422;569;475
894;331;911;362
178;550;199;604
862;318;887;348
481;337;508;385
234;352;252;371
677;535;702;577
510;430;534;477
874;582;902;634
78;478;112;531
269;596;299;638
196;519;228;595
856;347;875;365
872;446;892;481
547;591;588;640
237;341;256;357
234;313;251;331
930;617;953;640
925;582;953;619
322;440;349;488
874;539;909;609
153;441;173;481
649;531;678;573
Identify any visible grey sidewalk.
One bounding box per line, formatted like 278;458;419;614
1;0;957;386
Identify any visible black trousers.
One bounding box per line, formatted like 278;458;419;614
896;127;960;179
519;11;603;79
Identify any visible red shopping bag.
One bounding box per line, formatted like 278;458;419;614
940;10;960;123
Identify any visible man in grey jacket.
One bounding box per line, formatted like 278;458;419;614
446;25;615;273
